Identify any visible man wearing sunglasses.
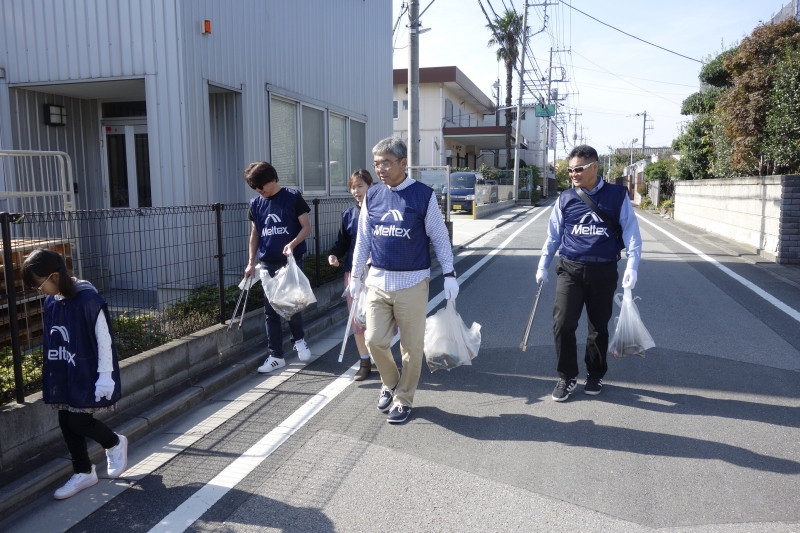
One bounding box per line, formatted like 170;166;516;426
536;145;642;402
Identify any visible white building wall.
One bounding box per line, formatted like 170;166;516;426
0;0;391;206
181;0;391;204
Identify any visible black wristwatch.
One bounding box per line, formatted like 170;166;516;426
443;271;456;278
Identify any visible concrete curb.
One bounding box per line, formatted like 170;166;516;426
0;302;349;521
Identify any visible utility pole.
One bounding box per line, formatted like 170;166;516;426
641;110;647;150
408;0;420;167
512;0;529;202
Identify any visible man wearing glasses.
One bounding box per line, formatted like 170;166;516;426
536;145;642;401
350;137;458;424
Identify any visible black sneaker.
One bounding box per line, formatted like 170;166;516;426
387;404;412;424
377;384;396;412
552;378;577;402
584;376;603;395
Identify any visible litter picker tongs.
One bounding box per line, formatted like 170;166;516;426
520;280;544;351
228;271;258;331
338;288;359;362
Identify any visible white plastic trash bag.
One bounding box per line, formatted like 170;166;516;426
607;288;655;360
354;280;369;329
260;256;317;320
424;300;481;372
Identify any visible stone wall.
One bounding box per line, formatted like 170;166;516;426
674;176;783;260
779;175;800;264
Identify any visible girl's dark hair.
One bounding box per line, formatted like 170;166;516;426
244;161;279;189
22;248;77;298
348;169;374;189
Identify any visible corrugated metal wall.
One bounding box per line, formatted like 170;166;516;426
0;0;391;206
180;0;392;204
7;88;102;210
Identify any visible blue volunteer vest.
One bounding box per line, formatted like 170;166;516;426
43;289;122;408
341;204;360;272
367;181;433;271
559;180;628;264
250;187;307;263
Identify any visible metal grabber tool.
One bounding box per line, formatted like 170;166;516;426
520;280;545;351
338;288;359;362
228;273;256;331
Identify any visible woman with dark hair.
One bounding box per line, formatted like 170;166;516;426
329;169;375;380
22;249;127;500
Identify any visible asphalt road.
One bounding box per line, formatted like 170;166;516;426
4;205;800;533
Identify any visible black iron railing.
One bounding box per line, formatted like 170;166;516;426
0;197;354;404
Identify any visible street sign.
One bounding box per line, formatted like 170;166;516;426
535;104;555;117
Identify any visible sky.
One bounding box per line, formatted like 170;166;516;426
392;0;790;159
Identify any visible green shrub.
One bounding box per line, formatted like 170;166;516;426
0;346;43;402
638;197;654;210
112;313;170;359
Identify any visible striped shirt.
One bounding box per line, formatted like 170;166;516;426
352;177;454;292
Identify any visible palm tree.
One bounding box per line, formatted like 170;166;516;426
487;10;524;169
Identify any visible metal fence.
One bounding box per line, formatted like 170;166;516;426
0;197;354;404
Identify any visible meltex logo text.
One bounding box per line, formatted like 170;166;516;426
48;346;76;366
262;213;289;237
374;210;410;238
571;212;609;237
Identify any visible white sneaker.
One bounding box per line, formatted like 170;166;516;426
106;434;128;478
294;339;311;362
257;355;286;373
54;465;98;500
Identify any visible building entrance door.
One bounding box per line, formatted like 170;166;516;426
101;124;152;208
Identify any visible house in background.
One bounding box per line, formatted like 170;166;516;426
0;0;391;210
392;66;525;169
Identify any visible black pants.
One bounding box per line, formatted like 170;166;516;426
58;410;119;474
553;259;619;381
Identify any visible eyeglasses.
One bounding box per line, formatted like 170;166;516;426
567;161;596;174
36;272;55;292
372;158;401;170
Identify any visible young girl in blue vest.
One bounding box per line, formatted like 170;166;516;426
22;249;128;500
328;169;375;381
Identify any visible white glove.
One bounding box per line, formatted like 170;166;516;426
444;276;459;300
622;268;637;290
348;276;362;298
536;268;548;285
95;371;115;402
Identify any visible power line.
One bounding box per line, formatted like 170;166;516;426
559;0;702;63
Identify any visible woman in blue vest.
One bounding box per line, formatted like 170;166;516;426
243;161;312;373
22;249;128;500
328;169;374;380
536;145;642;402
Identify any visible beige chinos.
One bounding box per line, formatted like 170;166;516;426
365;279;429;407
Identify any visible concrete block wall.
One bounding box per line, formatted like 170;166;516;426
0;276;346;472
779;175;800;264
473;199;516;220
674;176;783;259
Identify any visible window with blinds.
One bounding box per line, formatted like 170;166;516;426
350;120;367;175
329;114;347;190
302;106;326;191
270;98;299;186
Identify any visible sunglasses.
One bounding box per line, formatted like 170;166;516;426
567;161;596;174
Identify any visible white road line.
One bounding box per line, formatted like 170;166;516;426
638;214;800;323
149;206;552;533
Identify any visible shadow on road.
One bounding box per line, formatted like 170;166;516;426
415;406;800;475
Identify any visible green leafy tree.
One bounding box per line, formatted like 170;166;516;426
763;44;800;174
487;10;526;169
718;19;800;175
